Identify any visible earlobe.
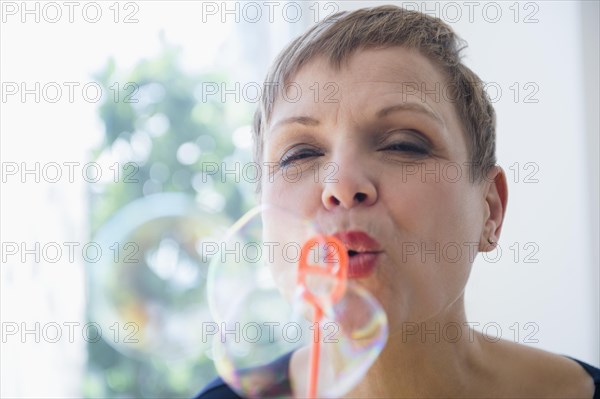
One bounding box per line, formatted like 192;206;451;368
480;165;508;252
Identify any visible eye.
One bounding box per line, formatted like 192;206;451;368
381;142;429;156
377;128;433;158
279;147;323;167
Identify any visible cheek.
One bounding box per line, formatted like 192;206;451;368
379;174;483;297
379;177;441;238
261;173;322;214
378;179;480;324
436;180;484;241
385;175;482;240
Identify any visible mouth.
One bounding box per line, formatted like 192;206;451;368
332;231;382;279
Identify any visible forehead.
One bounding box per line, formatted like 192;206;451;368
296;46;444;91
269;47;463;135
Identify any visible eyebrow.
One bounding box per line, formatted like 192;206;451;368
376;103;444;126
271;115;320;132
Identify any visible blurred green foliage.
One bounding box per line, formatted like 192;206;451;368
87;42;255;398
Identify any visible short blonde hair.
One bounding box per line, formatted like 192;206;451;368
253;5;496;190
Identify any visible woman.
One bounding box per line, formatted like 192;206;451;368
196;5;599;398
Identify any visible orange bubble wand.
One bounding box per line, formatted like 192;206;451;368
297;236;348;399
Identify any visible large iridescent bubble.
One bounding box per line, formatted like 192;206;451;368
206;204;388;398
89;192;230;361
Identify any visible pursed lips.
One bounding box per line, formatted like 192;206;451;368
332;230;382;254
332;231;383;278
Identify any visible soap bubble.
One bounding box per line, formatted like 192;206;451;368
89;192;230;361
206;204;388;398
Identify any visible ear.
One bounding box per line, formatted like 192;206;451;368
480;165;508;252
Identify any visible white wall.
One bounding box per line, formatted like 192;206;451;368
454;0;598;365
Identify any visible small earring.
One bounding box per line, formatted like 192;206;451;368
487;237;496;245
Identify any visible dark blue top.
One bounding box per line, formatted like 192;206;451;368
570;357;600;399
194;351;294;399
193;354;600;399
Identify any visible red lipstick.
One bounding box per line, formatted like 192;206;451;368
332;231;382;278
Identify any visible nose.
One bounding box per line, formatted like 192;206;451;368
321;161;378;210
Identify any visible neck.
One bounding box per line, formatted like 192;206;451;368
344;296;488;398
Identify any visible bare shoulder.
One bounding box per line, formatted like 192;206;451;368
481;335;596;398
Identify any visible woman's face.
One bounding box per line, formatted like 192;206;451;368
261;47;493;331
